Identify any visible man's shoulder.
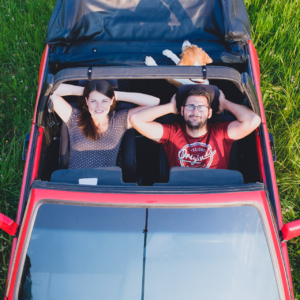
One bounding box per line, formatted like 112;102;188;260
159;123;184;144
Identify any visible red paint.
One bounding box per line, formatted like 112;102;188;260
248;42;261;85
259;192;293;299
6;238;17;292
262;124;284;228
5;45;49;298
248;41;266;125
31;127;44;184
249;40;292;297
33;45;49;124
6;188;292;300
282;243;294;298
281;220;300;242
248;41;283;228
15;125;36;225
255;128;266;183
0;213;18;236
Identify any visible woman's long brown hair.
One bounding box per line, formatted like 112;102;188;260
78;80;116;141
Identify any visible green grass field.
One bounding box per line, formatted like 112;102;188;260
0;0;299;298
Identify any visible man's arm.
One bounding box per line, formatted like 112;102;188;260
115;91;160;129
129;95;177;142
217;91;261;140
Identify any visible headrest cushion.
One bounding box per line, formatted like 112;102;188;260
175;84;220;113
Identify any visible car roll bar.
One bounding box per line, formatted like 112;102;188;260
37;66;261;126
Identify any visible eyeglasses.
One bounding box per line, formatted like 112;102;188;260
184;104;210;112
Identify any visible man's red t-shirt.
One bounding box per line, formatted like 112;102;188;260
158;122;234;169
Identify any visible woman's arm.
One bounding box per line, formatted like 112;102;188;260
122;92;160;121
54;83;84;96
50;84;84;123
115;91;160;129
115;91;159;107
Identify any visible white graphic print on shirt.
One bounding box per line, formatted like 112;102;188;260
178;142;216;168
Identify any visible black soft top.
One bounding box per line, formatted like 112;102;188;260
46;0;251;45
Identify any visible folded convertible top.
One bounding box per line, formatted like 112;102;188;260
46;0;251;45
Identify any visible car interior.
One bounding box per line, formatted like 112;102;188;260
36;76;261;187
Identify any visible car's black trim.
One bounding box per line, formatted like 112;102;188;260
51;66;244;92
31;180;264;194
19;126;39;220
269;132;277;162
22;133;30;161
241;72;261;116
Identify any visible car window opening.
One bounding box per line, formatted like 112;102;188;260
37;78;261;187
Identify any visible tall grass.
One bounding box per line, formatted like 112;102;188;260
1;0;300;298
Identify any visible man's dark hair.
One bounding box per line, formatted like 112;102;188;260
182;88;211;108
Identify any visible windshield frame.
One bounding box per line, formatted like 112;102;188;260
9;189;286;300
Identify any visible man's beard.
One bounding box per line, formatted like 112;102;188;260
184;115;207;130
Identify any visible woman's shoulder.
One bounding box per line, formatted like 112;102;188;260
67;106;80;127
111;109;129;120
109;109;129;129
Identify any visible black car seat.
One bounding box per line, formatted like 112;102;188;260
59;79;137;182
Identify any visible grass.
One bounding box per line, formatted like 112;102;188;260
0;0;55;295
0;0;300;298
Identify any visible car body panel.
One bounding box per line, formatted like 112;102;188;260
5;187;291;300
248;40;293;297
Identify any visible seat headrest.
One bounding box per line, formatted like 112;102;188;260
175;84;220;113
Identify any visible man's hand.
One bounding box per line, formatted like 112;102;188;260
129;95;179;142
216;90;226;114
170;94;179;114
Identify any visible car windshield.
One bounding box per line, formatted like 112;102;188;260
18;204;280;300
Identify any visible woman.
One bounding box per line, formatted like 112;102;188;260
50;80;160;169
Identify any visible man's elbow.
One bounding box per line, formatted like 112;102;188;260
129;113;140;128
245;114;261;132
251;114;261;129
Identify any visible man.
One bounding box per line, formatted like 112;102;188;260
129;88;261;169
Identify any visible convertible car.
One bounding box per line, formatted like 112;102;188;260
1;0;300;299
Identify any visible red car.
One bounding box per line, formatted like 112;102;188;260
1;0;300;299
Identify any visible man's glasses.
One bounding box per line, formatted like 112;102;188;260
184;104;210;112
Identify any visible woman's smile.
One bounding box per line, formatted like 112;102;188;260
86;91;113;119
